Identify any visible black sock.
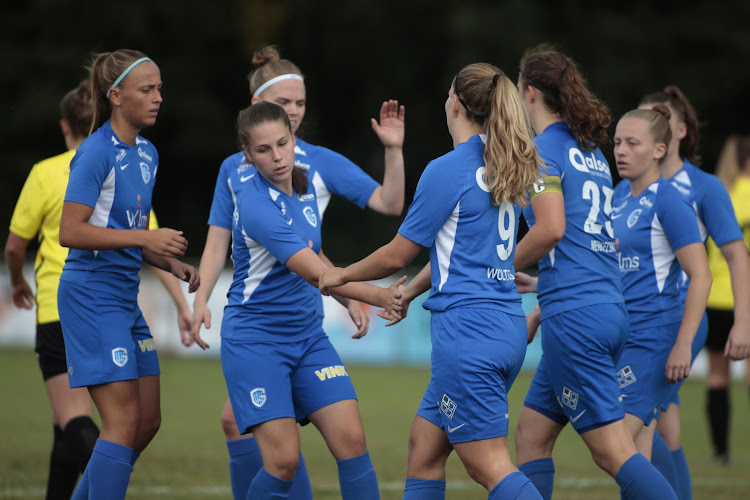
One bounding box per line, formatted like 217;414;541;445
46;425;79;500
63;416;100;471
707;387;730;456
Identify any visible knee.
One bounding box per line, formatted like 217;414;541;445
220;405;240;439
335;425;368;458
515;420;554;456
139;409;161;442
266;450;300;481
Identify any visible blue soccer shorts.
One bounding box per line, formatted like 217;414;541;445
416;307;527;444
616;322;681;425
58;279;160;388
523;303;628;433
221;330;357;434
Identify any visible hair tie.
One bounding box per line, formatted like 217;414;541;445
253;74;304;98
492;74;500;87
106;57;151;99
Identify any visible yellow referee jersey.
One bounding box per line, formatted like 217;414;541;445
707;177;750;310
9;150;159;324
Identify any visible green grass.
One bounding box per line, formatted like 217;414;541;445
1;349;748;499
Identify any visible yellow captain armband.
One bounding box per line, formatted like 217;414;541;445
529;175;562;202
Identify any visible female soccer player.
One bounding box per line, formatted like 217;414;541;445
638;87;750;498
510;46;676;500
189;45;406;499
611;105;711;491
5;79;194;500
219;100;401;499
319;63;544;499
704;134;750;463
57;49;199;500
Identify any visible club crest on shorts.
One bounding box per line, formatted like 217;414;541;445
303;206;317;227
250;388;266;408
440;394;457;419
111;347;128;367
561;387;579;410
617;365;637;388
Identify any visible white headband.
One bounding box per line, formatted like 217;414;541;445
252;74;304;98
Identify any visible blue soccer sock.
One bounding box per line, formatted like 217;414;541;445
615;453;677;500
228;437;264;500
70;466;90;500
651;432;678;494
672;447;692;500
519;458;555;500
247;467;293;499
488;471;542;499
130;449;140;466
82;439;134;500
336;451;379;500
288;453;313;500
403;478;446;499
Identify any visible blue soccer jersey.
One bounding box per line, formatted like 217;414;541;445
670;161;743;300
612;178;703;330
221;173;323;342
398;134;523;314
207;138;379;231
522;122;623;319
61;120;159;299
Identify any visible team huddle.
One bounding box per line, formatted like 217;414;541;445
6;43;750;500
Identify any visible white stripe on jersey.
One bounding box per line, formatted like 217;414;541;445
650;213;676;293
240;228;277;304
311;171;331;220
89;168;117;257
435;201;460;292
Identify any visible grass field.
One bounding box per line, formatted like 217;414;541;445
1;348;749;499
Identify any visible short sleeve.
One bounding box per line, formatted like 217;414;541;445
313;147;379;209
207;159;235;229
696;175;743;247
9;164;46;239
238;191;308;265
658;184;702;252
398;159;464;248
65;143;111;208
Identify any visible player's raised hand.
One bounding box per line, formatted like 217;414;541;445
371;100;405;148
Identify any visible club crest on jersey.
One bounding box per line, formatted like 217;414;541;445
440;394;457;419
303;206;318;227
561;387;579;410
140;162;151;184
112;347;128;367
250;388;266;408
627;209;642;228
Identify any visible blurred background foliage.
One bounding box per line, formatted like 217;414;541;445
2;0;749;265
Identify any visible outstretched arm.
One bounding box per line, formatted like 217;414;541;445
367;100;406;216
318;234;421;293
720;239;750;360
286;247;404;316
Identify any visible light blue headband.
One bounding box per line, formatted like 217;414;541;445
106;57;152;99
